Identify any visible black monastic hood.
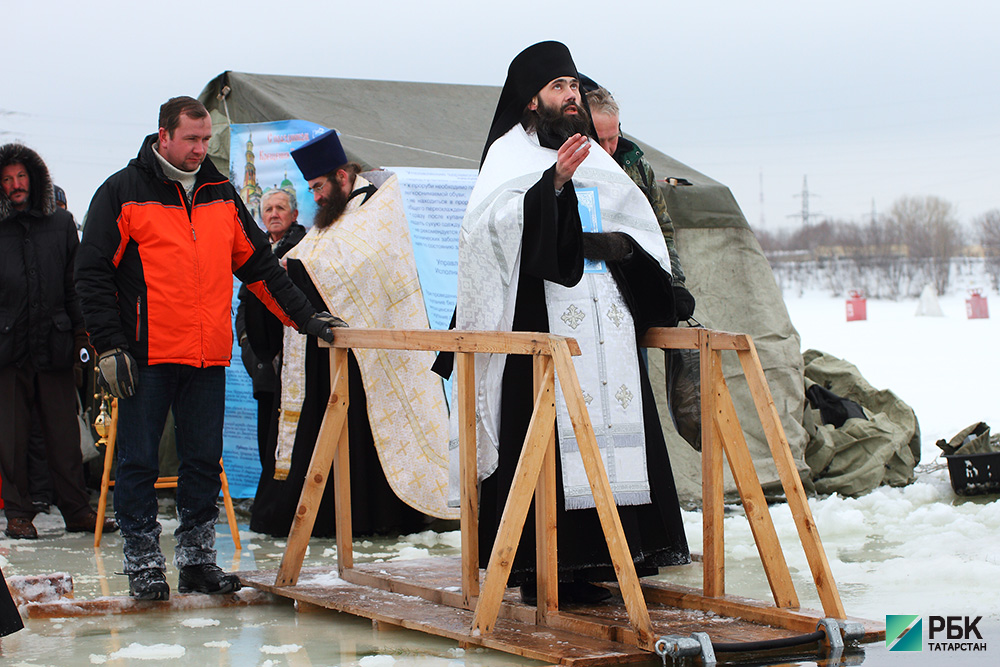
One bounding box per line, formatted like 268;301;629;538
481;41;595;166
0;143;56;222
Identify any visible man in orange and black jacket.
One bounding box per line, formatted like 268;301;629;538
76;96;343;601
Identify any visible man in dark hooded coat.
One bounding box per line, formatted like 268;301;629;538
0;143;116;540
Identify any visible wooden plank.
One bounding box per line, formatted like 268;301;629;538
708;332;752;351
245;568;653;666
700;331;725;598
638;327;700;350
456;351;479;605
737;343;847;619
471;362;557;634
639;328;750;352
245;561;885;653
23;588;277;619
549;340;654;650
6;573;73;605
275;347;350;586
711;363;799;609
533;355;559;621
319;328;581;357
634;580;883;641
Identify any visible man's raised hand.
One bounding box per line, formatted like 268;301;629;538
554;134;590;191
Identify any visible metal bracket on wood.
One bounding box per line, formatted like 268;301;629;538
655;632;716;666
817;618;865;648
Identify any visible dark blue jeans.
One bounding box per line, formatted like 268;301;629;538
115;365;224;574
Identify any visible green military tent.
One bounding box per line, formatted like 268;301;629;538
198;70;812;503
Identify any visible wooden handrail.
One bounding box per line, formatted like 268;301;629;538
320;328;581;356
274;325;847;652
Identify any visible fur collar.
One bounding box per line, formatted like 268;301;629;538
0;143;56;222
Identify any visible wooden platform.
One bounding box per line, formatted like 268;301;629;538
239;557;883;666
243;328;887;665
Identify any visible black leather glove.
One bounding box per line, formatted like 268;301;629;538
303;311;348;344
96;348;138;398
673;285;696;321
582;232;632;262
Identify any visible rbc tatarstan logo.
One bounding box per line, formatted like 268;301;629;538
886;615;922;651
887;614;987;653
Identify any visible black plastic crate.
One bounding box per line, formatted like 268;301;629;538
944;452;1000;496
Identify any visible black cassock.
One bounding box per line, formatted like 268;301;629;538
248;259;429;538
477;166;690;585
0;566;22;637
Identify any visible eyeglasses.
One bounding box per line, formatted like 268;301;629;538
308;180;329;195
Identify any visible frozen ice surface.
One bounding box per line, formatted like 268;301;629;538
1;290;998;665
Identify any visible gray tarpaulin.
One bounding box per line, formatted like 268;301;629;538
198;71;815;504
801;349;920;496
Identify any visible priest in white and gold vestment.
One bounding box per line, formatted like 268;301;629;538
248;130;457;537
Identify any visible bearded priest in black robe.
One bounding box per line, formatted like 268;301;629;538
441;41;690;603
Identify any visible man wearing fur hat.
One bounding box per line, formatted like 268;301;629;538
0;143;117;539
443;41;690;604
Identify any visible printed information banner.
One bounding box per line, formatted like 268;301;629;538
222;127;478;497
223;274;260;499
577;187;607;274
388;166;477;331
223;120;330;498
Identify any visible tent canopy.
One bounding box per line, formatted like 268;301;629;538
199;70;810;501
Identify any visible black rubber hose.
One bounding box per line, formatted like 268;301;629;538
711;630;827;653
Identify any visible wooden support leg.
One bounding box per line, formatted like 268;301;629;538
736;342;846;619
711;363;798;608
94;398;118;549
549;340;654;650
456;352;479;606
219;460;242;551
471;361;556;635
334;365;354;575
700;333;725;598
275;347;350;586
533;355;558;622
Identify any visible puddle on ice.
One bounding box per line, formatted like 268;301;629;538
0;511;549;667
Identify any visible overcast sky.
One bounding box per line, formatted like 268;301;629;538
5;1;999;231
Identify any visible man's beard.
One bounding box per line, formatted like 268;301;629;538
523;98;592;150
313;185;350;230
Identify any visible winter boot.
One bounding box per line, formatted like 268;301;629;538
128;568;170;601
178;563;241;595
4;518;38;540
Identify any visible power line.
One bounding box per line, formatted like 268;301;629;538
789;175;822;226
